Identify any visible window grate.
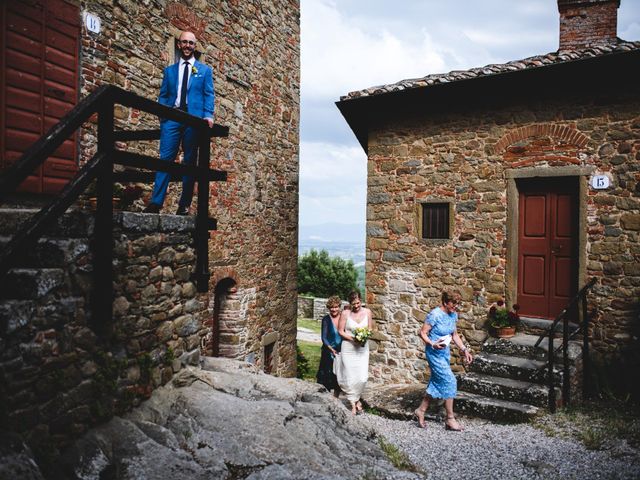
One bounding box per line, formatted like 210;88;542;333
422;203;450;239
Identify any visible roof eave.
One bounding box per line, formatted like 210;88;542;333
336;48;640;154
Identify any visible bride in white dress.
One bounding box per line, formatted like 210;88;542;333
336;290;373;415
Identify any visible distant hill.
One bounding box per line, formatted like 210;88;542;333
298;223;365;266
298;223;365;245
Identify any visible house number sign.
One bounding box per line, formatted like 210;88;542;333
85;13;101;34
590;175;610;189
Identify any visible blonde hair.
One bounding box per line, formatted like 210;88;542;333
326;295;342;308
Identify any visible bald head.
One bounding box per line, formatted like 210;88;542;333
178;31;197;60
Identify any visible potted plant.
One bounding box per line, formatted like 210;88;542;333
488;300;520;338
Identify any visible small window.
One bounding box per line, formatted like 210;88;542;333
422;203;450;239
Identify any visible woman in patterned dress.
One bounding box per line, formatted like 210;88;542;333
414;291;473;431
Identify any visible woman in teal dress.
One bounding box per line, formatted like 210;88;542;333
316;296;342;396
414;291;473;431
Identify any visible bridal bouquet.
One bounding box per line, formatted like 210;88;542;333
353;326;373;345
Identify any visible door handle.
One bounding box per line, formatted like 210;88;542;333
551;243;564;254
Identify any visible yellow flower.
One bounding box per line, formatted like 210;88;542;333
191;65;198;75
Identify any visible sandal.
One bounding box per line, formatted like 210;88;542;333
444;416;463;431
356;401;364;415
413;408;426;428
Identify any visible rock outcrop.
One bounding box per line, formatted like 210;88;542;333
9;358;419;479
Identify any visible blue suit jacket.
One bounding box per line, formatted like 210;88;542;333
158;59;215;120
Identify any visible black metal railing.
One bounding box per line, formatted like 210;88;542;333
0;84;228;335
533;277;597;412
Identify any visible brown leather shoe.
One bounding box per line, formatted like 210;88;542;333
143;203;161;213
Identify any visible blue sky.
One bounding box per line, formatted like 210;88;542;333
298;0;640;232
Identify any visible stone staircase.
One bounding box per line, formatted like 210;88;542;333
0;207;93;335
455;330;583;422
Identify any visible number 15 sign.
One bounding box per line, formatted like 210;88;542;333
590;175;610;190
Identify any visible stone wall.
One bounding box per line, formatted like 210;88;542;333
311;297;351;321
365;92;640;384
0;212;207;451
76;0;300;375
298;296;313;318
313;297;329;321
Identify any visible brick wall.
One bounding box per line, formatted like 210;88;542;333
76;0;300;376
0;0;299;457
365;93;640;385
558;0;619;50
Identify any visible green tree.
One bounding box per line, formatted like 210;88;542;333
298;249;359;299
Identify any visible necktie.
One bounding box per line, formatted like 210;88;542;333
179;61;189;110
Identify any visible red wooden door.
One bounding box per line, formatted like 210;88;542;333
0;0;80;193
517;178;578;319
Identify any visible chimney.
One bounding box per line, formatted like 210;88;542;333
557;0;620;51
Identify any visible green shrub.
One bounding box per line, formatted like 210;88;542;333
296;345;310;379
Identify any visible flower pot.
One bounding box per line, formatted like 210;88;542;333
494;326;516;338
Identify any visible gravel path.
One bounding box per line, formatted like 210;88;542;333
297;326;322;344
359;413;640;480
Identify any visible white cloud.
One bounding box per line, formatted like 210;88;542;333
299;141;365;182
298;0;640;233
301;0;448;100
299;141;366;225
620;21;640;41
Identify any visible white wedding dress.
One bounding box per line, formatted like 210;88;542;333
335;312;370;402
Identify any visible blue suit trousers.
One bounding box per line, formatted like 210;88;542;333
150;119;198;207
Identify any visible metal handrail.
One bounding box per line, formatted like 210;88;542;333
0;84;228;334
534;277;597;412
533;277;596;349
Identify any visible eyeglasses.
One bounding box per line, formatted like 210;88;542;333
179;40;196;45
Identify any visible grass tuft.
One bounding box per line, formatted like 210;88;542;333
580;427;606;450
297;340;321;381
532;399;640;451
378;436;420;472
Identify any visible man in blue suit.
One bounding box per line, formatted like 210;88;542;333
144;30;215;215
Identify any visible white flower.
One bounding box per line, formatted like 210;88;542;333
353;326;373;344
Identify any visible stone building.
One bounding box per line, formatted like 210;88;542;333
0;0;299;449
337;0;639;389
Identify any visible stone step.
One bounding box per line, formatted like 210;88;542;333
0;299;37;335
0;208;93;237
482;333;583;363
469;352;560;384
519;316;579;337
454;390;542;423
457;371;558;408
0;268;66;300
0;236;90;269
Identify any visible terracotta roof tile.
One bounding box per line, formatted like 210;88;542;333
340;40;640;101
